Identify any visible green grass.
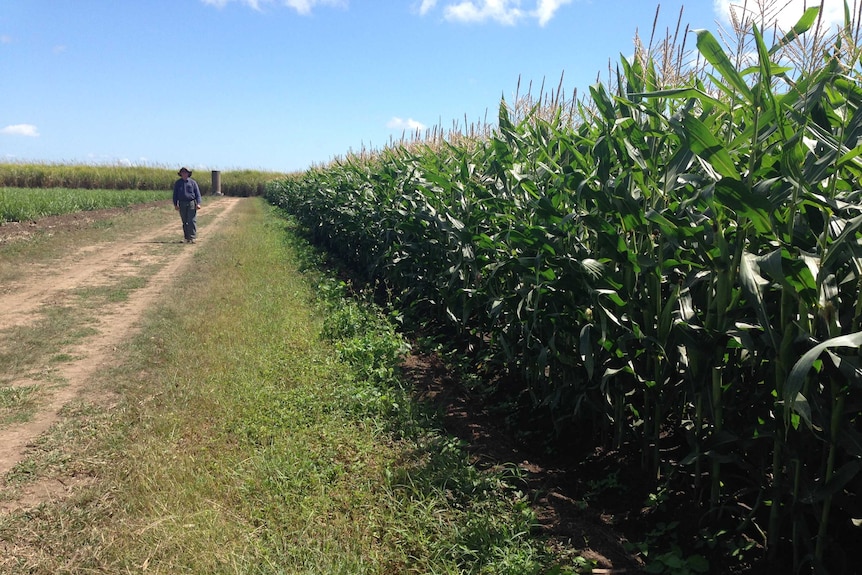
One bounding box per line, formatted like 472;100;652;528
0;198;568;574
72;275;150;306
0;385;41;427
0;187;170;223
0;307;97;381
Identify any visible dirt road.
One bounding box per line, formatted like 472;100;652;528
0;197;242;486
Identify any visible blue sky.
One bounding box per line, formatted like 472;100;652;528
0;0;856;172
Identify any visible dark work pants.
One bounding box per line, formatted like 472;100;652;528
179;201;197;240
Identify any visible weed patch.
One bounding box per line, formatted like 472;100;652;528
0;385;41;427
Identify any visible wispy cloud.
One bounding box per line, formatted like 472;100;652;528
534;0;572;27
203;0;569;24
1;35;12;44
201;0;347;13
713;0;860;32
444;0;524;26
422;0;572;27
284;0;347;14
417;0;438;16
387;117;427;131
1;124;39;137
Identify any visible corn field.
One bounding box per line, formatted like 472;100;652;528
267;5;862;573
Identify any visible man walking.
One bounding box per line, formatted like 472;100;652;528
173;167;202;243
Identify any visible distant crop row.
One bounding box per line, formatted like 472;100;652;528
268;7;862;573
0;163;288;198
0;187;169;223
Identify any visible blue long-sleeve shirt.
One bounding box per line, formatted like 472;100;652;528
173;177;202;206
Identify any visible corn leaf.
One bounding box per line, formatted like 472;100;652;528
713;178;772;232
738;252;779;350
682;115;740;180
769;6;821;55
801;460;862;504
785;331;862;416
695;29;754;103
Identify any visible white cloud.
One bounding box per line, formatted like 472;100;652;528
201;0;346;13
387;117;427;131
534;0;573;26
444;0;525;26
204;0;570;24
284;0;315;14
1;124;39;137
423;0;571;26
713;0;860;32
418;0;438;16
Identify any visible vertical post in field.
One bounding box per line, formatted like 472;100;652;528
211;170;223;196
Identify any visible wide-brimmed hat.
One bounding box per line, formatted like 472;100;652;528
178;167;192;176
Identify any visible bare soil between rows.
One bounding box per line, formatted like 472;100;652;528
402;352;648;574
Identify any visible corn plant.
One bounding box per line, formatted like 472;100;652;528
267;4;862;571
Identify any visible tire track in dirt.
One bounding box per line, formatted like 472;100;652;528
1;207;199;332
0;197;242;479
